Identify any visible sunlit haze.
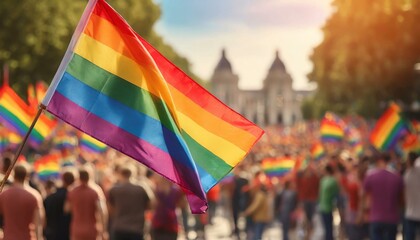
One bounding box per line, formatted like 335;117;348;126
154;0;332;90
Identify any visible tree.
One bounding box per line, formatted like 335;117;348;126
308;0;420;118
0;0;201;96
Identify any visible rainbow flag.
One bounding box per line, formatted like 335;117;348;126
402;133;420;154
320;112;345;142
0;83;57;147
79;132;107;153
370;103;407;151
310;142;325;161
41;0;263;213
261;157;295;177
34;154;60;180
0;127;22;151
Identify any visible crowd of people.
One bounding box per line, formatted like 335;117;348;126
0;120;418;240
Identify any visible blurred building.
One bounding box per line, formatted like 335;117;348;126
210;49;313;127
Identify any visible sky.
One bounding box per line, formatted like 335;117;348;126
154;0;333;90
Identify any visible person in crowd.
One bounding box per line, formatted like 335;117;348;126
108;164;155;240
319;164;339;240
206;183;220;225
65;167;108;240
295;161;319;239
275;180;297;240
343;162;363;240
360;152;404;240
404;152;420;240
228;164;250;238
43;170;75;240
0;163;44;240
150;175;185;240
242;171;271;240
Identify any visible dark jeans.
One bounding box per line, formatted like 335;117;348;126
281;215;291;240
369;222;397;240
253;222;266;240
112;230;144;240
320;212;333;240
405;218;420;240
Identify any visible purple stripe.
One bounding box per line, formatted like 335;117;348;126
47;92;207;213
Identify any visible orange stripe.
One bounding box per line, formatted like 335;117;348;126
82;13;259;151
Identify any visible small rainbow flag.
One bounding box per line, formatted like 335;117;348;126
41;0;263;213
320;112;345;142
261;156;295;177
0;84;57;147
402;133;420;155
53;131;78;150
34;154;60;180
79;132;107;153
310;142;325;161
370;103;407;151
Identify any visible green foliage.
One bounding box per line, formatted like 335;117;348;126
0;0;201;96
308;0;420;118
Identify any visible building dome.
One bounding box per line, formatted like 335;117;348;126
269;50;286;72
215;49;232;72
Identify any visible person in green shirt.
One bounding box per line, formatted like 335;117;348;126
319;164;339;240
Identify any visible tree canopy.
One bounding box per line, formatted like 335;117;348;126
0;0;201;96
307;0;420;118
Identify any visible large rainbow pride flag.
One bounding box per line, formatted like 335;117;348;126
41;0;263;213
370;103;407;151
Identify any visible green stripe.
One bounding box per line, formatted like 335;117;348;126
0;106;43;141
182;132;232;180
67;54;175;128
66;54;231;179
382;120;405;150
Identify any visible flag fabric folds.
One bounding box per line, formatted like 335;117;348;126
42;0;263;213
370;103;407;151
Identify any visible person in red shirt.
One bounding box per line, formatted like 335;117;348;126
0;163;44;240
65;168;108;240
295;161;320;239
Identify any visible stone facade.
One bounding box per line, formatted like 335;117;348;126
210;49;312;127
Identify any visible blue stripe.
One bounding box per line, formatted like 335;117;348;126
56;72;197;171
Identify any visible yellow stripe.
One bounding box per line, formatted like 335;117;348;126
74;34;252;163
170;89;258;152
178;112;246;166
83;15;258;151
74;33;181;127
2;94;33;125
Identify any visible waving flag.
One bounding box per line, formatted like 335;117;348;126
34;154;60;180
370;103;407;151
0;83;57;147
320;112;345;142
261;156;295;177
41;0;263;213
310;142;325;161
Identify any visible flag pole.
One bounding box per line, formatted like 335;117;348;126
0;104;45;193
